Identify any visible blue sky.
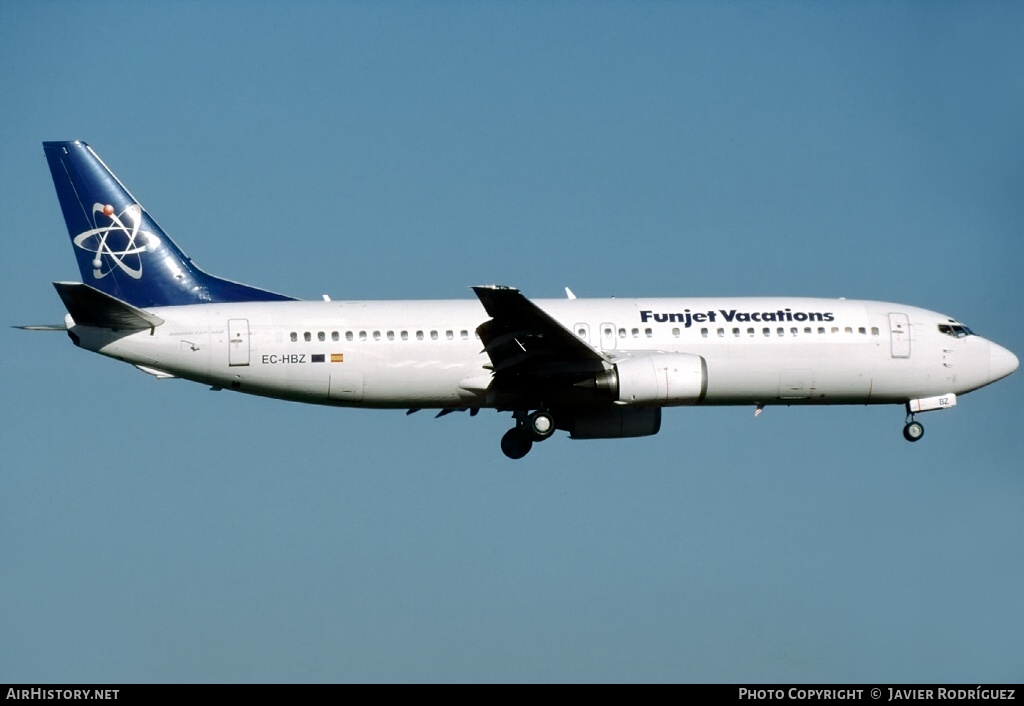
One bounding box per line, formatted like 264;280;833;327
2;1;1022;683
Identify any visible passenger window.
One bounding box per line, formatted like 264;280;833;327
818;327;826;334
672;328;680;337
777;327;785;336
733;328;740;337
332;331;339;341
763;328;771;337
461;330;469;340
446;330;454;340
373;331;381;341
700;328;708;338
416;331;424;340
858;327;866;335
430;331;438;340
318;331;325;342
290;332;297;342
618;328;626;338
577;328;586;338
747;328;755;337
346;331;354;342
632;328;639;338
387;331;395;341
304;332;311;342
645;328;653;338
359;331;367;341
845;327;853;334
401;331;409;341
871;327;880;336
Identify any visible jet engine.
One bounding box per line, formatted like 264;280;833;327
569;407;662;439
589;352;708;405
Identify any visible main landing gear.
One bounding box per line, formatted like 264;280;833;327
500;410;555;459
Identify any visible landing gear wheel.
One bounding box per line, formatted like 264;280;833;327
501;428;534;459
903;421;924;442
528;411;555;441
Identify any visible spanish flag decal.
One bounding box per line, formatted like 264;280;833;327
331;353;344;363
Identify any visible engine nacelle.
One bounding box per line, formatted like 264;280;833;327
592;353;708;405
569;407;662;439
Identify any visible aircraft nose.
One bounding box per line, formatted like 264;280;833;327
989;342;1019;382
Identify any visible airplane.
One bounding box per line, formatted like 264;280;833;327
23;140;1019;459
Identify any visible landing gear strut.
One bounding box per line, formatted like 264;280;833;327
500;410;556;459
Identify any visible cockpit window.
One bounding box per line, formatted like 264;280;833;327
938;323;974;338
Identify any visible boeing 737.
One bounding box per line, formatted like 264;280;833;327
25;141;1018;458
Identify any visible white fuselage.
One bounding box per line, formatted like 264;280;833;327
69;296;1017;411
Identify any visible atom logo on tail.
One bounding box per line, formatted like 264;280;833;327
73;203;161;280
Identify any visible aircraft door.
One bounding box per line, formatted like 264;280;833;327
599;322;617;350
228;318;250;366
889;313;911;358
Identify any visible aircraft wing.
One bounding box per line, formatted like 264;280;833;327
472;286;609;386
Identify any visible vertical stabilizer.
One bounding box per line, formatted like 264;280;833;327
43;141;294;307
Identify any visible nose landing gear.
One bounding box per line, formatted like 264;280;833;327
903;410;924;442
902;395;957;442
903;421;924;442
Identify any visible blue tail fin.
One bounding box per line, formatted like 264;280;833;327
43;141;294;307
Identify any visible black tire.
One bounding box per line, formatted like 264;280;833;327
501;428;533;459
903;421;925;442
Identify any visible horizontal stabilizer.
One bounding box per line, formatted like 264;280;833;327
53;281;164;330
13;324;67;331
